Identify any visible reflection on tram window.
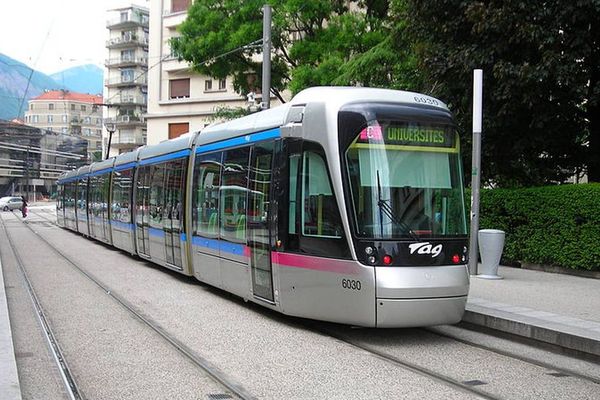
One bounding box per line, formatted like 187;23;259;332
193;153;222;237
220;147;250;243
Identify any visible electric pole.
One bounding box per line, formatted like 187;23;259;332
261;4;272;110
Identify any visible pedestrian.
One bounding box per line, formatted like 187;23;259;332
21;196;27;218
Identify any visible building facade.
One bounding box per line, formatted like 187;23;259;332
0;119;87;199
146;0;278;144
24;90;103;162
104;5;150;157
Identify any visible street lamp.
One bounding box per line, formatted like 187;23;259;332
104;120;116;160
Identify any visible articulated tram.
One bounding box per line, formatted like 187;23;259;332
56;87;469;327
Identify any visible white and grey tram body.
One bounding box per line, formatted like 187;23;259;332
56;87;470;327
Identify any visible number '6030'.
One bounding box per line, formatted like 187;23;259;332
342;279;361;290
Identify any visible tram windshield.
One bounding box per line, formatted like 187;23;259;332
341;109;467;239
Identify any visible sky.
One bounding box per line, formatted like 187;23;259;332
0;0;149;75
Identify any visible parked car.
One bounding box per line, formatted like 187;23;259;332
0;196;23;211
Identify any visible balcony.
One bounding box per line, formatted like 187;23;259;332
112;132;145;148
105;114;145;127
105;56;148;68
105;75;147;88
107;13;149;29
107;95;147;106
106;34;149;49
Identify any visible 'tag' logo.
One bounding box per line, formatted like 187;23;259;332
408;242;443;258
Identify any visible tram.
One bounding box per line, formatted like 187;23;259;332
56;87;469;327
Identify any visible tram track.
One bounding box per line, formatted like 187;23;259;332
0;214;82;400
304;322;501;400
26;209;600;398
422;326;600;386
5;210;255;400
25;210;503;399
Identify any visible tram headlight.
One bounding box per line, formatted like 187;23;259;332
368;255;377;264
365;246;375;255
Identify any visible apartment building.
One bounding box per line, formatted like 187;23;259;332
104;5;150;157
24;90;103;161
146;0;275;144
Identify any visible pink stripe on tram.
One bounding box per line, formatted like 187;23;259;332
272;252;360;275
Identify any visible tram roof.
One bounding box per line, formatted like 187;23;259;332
76;165;91;176
290;86;449;111
196;104;290;146
90;158;116;174
137;133;196;161
114;148;139;166
61;169;78;180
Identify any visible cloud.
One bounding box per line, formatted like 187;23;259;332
0;0;148;74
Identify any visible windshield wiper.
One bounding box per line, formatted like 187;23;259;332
376;170;420;241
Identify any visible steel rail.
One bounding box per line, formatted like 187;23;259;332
34;208;600;389
0;214;82;400
18;210;256;400
423;326;600;385
304;322;502;400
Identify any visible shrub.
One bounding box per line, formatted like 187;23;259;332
471;184;600;271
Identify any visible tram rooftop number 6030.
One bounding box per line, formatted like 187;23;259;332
56;87;469;328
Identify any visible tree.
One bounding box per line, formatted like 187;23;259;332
170;0;420;99
402;0;600;185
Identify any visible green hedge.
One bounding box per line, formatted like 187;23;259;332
472;184;600;271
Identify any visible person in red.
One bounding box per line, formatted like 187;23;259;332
21;196;27;218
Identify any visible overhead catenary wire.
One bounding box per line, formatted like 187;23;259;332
95;38;265;122
16;18;56;118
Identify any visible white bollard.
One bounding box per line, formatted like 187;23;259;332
477;229;505;280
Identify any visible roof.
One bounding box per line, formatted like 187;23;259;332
290;86;449;111
31;90;103;104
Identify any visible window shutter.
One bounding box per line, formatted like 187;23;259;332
169;78;190;98
168;123;189;139
171;0;191;13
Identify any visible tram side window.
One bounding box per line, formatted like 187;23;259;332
100;174;111;219
149;164;165;230
192;153;222;237
285;141;349;258
302;151;343;238
112;169;133;223
92;177;100;218
164;159;186;226
135;166;151;229
220;147;250;243
57;186;63;210
75;179;83;215
64;184;72;209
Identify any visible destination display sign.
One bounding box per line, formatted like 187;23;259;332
358;123;455;148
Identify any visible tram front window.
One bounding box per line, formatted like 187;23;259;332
343;116;467;239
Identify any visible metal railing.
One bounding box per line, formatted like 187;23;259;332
106;35;149;48
104;75;147;86
105;56;148;67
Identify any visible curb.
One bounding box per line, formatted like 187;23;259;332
520;263;600;280
0;246;23;400
463;304;600;360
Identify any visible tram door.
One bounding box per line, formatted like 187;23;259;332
163;159;186;268
135;166;151;256
248;143;275;301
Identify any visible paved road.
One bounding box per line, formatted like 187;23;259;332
2;209;599;399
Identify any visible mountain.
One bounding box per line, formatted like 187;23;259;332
0;53;66;120
50;64;103;95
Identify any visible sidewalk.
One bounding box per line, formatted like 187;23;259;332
465;265;600;359
0;250;22;399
